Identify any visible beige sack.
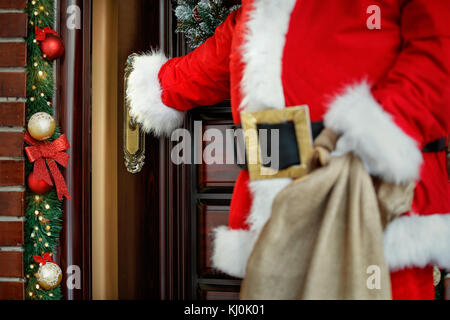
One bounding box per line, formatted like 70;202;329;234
240;129;414;300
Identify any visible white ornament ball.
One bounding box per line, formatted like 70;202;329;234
28;112;56;141
36;262;62;290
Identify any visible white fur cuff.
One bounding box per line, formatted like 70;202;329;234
324;81;423;184
126;51;184;137
212;226;258;278
384;214;450;271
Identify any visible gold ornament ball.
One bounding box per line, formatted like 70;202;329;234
28;112;55;141
36;262;62;290
433;266;441;287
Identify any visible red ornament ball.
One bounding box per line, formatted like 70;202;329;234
40;34;65;60
28;172;52;194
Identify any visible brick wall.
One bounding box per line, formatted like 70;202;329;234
0;0;28;300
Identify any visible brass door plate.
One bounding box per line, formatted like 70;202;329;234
123;54;146;174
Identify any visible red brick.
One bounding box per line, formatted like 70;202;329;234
0;192;24;217
0;282;24;300
0;43;26;67
0;160;24;186
0;73;26;97
0;102;25;127
0;0;27;9
0;13;27;38
0;252;23;278
0;221;23;246
0;132;24;157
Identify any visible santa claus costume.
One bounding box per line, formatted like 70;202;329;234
127;0;450;299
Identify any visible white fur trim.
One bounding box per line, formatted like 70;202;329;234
247;178;292;232
212;226;258;278
324;81;423;184
211;179;291;278
240;0;297;112
126;51;184;137
384;214;450;271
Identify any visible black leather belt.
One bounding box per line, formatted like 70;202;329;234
233;121;447;170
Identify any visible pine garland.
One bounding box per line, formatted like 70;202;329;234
24;0;63;300
175;0;240;49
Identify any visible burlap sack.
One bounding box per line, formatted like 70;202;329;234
240;129;414;300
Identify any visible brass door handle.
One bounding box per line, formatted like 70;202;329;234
123;54;146;174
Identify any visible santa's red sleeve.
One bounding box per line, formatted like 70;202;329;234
325;0;450;185
126;9;240;137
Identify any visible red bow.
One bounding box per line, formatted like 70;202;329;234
35;26;58;41
33;253;55;266
25;131;71;200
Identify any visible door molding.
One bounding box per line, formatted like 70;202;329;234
55;0;92;300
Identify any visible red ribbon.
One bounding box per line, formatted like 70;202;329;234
25;131;71;200
33;253;55;266
35;26;58;42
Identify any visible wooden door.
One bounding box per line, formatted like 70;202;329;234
118;0;241;299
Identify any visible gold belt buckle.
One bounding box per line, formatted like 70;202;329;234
240;105;313;181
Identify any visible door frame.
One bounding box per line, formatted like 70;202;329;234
55;0;92;300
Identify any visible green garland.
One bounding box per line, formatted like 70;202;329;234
175;0;240;49
24;0;63;300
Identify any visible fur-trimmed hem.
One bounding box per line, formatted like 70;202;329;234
246;178;292;232
126;51;184;137
384;213;450;271
324;81;423;184
212;226;258;278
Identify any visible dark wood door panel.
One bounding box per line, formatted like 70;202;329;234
198;284;240;300
198;202;232;278
198;121;241;192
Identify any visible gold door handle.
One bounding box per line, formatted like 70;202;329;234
123;54;146;174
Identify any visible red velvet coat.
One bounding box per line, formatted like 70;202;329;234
127;0;450;299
